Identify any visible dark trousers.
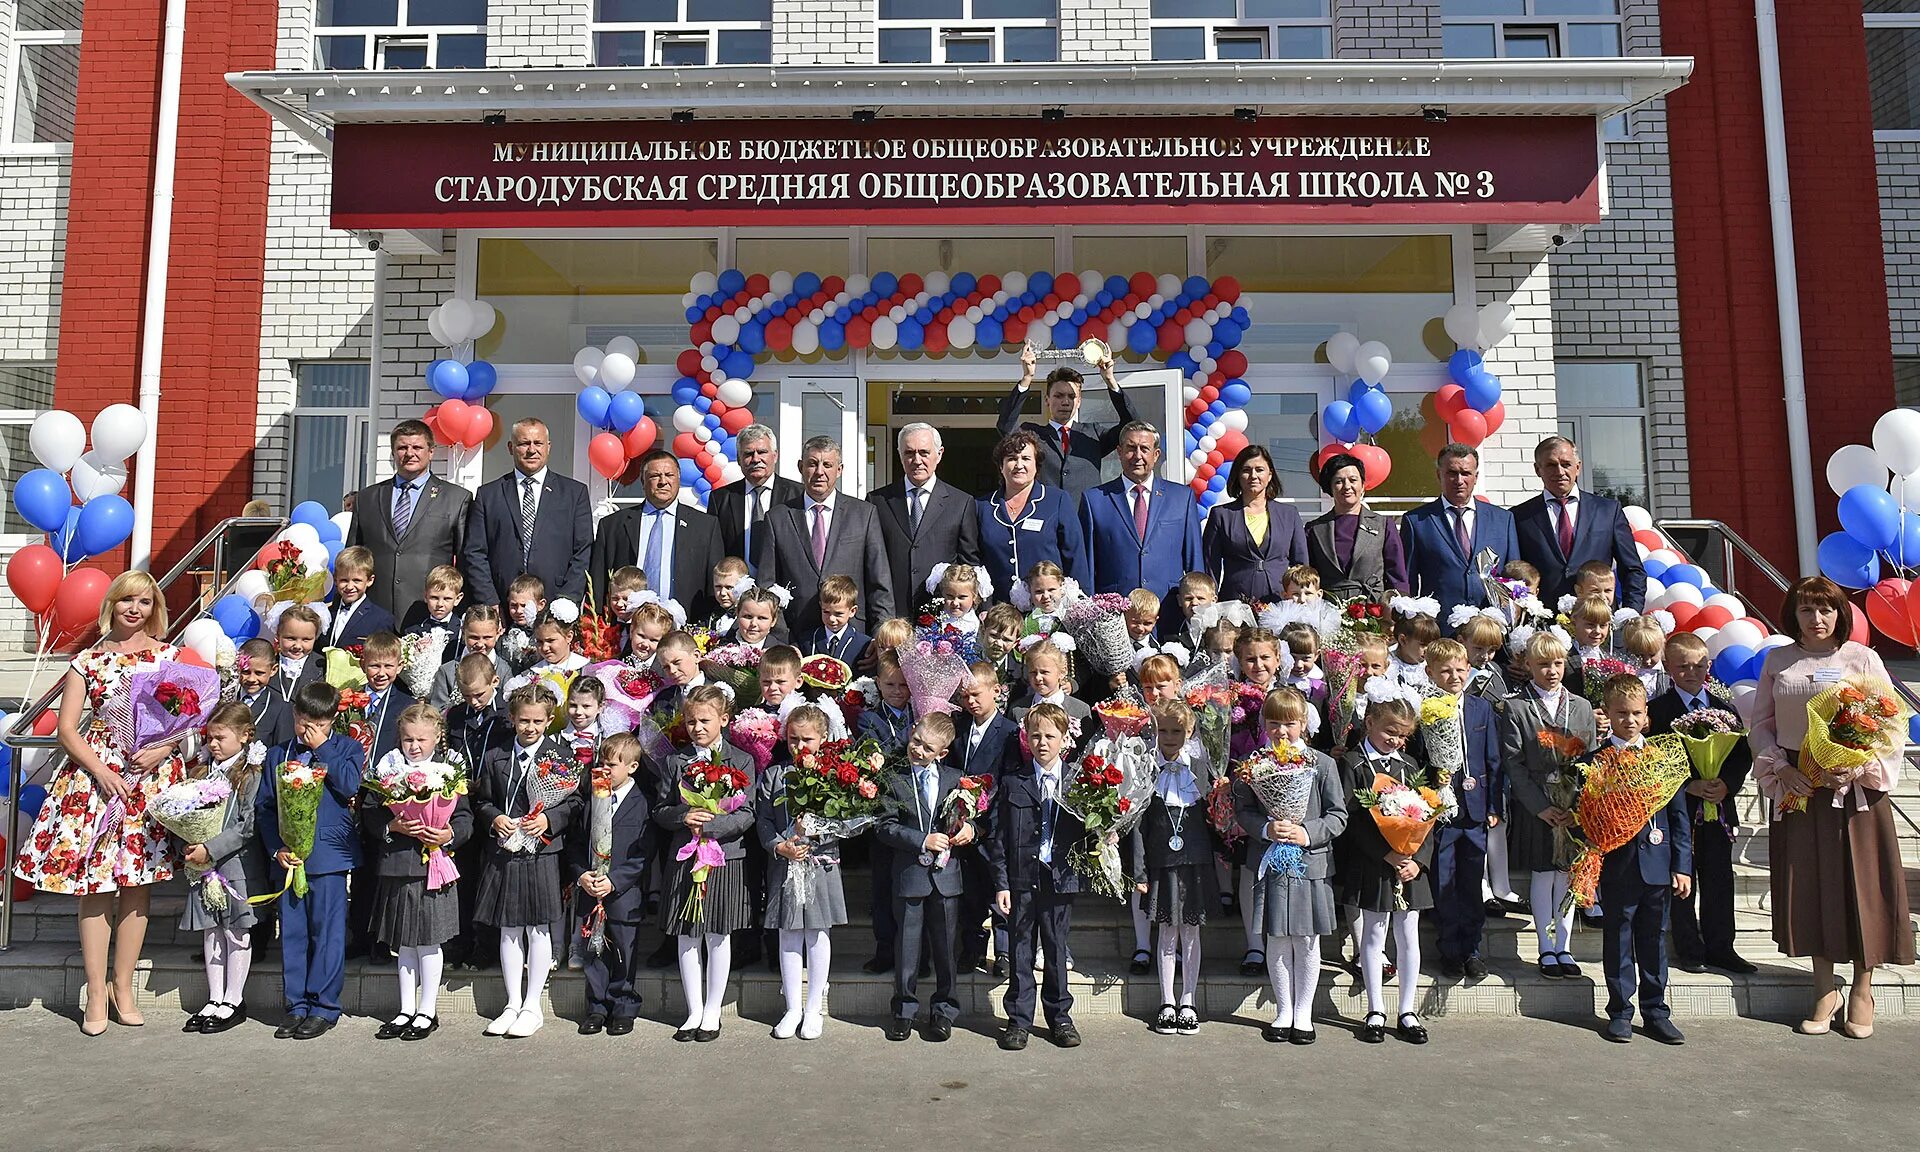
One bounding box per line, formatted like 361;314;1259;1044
1433;825;1489;961
960;846;1008;960
1670;820;1735;963
870;846;897;961
450;835;496;963
281;872;348;1021
1004;874;1075;1032
1601;877;1671;1024
584;919;642;1019
347;862;377;951
894;891;961;1022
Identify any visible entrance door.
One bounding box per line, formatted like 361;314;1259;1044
779;375;865;497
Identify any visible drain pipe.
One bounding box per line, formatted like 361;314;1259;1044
1755;0;1819;576
128;0;189;571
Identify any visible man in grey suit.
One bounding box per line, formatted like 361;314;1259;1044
757;437;895;634
705;424;804;570
867;423;981;615
346;419;470;620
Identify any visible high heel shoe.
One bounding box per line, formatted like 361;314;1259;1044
1797;989;1843;1036
80;1002;108;1037
109;988;145;1028
1841;988;1876;1039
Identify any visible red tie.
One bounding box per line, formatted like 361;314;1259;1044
1059;425;1071;460
1132;484;1150;540
1556;496;1575;556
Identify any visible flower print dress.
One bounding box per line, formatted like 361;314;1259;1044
15;644;189;894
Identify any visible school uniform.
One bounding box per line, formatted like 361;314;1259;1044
799;625;870;670
567;777;655;1021
1596;738;1693;1031
348;684;418;956
986;758;1087;1035
258;735;366;1024
178;755;267;934
1649;685;1750;969
1498;685;1599;876
1233;748;1348;938
877;761;968;1025
238;687;293;752
1009;692;1092;740
442;698;509;963
858;701;915;964
1432;693;1504;966
368;786;474;949
1466;664;1510;703
399;608;464;668
473;736;583;929
270;653;325;703
652;741;759;936
755;755;850;931
954;711;1021;966
1128;752;1220;925
1339;746;1437;914
428;650;514;709
325;595;398;651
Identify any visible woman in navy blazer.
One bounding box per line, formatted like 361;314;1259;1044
1203;444;1309;604
977;430;1090;603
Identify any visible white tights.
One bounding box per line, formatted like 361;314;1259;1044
395;944;445;1019
1359;909;1420;1018
201;927;251;1014
1530;870;1573;956
1157;921;1201;1007
498;925;554;1014
776;929;831;1030
1484;822;1518;901
677;932;733;1031
1264;933;1320;1032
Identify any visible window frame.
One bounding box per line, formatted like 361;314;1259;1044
313;0;489;71
290;361;375;512
0;361;55;541
1554;358;1652;512
1868;10;1920;139
1440;1;1628;139
1146;0;1333;63
876;1;1059;65
2;22;82;154
590;0;775;68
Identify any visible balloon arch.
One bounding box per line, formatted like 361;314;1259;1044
571;269;1256;510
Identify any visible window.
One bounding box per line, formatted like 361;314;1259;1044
1204;233;1457;366
0;364;55;536
1441;0;1626;137
1869;2;1920;132
877;0;1058;64
1147;0;1331;62
475;236;718;366
592;0;773;66
291;363;372;512
1556;360;1649;509
1895;355;1920;407
314;0;488;70
5;0;82;149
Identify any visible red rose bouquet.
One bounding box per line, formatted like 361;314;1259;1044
677;756;754;924
110;660;219;756
1057;733;1157;898
334;688;375;761
933;773;996;869
779;736;892;908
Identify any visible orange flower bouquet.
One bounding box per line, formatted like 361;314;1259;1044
1793;679;1910;815
1564;734;1692;911
1353;770;1443;910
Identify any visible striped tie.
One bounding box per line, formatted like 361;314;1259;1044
519;476;537;561
393;480;415;538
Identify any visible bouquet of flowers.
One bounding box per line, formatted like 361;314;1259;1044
685;622;720;656
840;675;876;732
1672;705;1745;825
1353;770;1443;910
1093;698;1150;742
364;748;469;890
152;773;236;914
334;688;375;761
1795;679;1911;815
778;738;891;904
702;642;765;701
503;755;584;854
398;628;450;699
914;615;981;665
677;756;754;924
1417;692;1465;821
1564;734;1693;910
105;660;220;757
1576;655;1634;709
933;774;995;870
1538;728;1590;868
262;539;328;603
1337;597;1393;635
1184;684;1234;775
1241;744;1321;878
727;707;783;772
896;635;972;716
1057;734;1157;899
1063;592;1138;678
799;653;852;695
577;577;625;663
582;760;617;957
597;662;667;715
272;755;330;900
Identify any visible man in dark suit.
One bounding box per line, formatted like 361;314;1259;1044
566;750;655;1035
876;717;972;1042
705;424;803;570
345;419;470;620
1079;422;1203;603
756;437;895;634
1402;444;1523;626
588;450;724;622
996;345;1136;498
868;422;982;615
1511;436;1647;610
460;418;593;605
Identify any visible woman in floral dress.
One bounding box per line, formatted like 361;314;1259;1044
15;571;189;1034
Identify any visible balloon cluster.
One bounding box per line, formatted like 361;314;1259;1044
6;405;148;647
1310;332;1397;494
422;297;500;464
1435;303;1517;449
1816;409;1920;648
571;335;661;482
176;502;350;665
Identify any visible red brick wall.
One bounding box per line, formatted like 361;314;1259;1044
52;0;275;577
1664;0;1895;578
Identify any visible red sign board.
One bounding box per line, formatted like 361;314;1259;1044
331;115;1601;229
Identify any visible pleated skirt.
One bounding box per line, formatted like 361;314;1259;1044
661;857;754;937
474;852;562;929
1146;864;1218;926
764;855;848;931
373;876;461;948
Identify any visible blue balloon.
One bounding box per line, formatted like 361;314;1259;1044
898;318;925;351
1105;275;1129;297
428;359;469;400
462;360;498;401
1839;484;1902;550
1128;322;1158;355
1664;563;1707;588
0;748;9;795
1029;271;1054;298
976;317;1003;349
50;506;83;562
1182;276;1209;298
1347;379;1372;408
1464;370;1502;413
1221;380;1251;407
608;391;644;434
1354;387;1393;436
717;269;746;296
323;539;343;567
1069;307;1087;326
1643;556;1671;579
693;396;712;414
949;272;975;296
703;414;722;431
820;318;847;351
315;520;343;545
291;501;330;528
770;300;789;319
1816;530;1881;589
578;385;615;428
1208;400;1227;418
12;468;71;534
1448;349;1485;384
795;271;823;296
1214;320;1243;349
1740;650;1769;683
18;785;47;821
678;458;701;487
74;494;134;558
686;306;705;323
722;350;756;380
1183;430;1199;454
1047;319;1074;350
1895;513;1920;568
210;594;259;641
1711;644;1756;685
670;378;701;405
1910;714;1920;746
737;323;767;356
1230;306;1251;328
1323;401;1360;444
872;271;899;298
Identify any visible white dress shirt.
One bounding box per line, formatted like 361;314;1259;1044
636;499;679;601
515;467;548;521
804;492;837;549
1543;487;1581;537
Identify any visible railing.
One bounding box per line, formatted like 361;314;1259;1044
0;516;287;951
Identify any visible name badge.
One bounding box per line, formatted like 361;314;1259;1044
1648;828;1664;846
1811;668;1844;684
1019;519;1043;532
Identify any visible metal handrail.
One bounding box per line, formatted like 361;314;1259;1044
0;515;287;950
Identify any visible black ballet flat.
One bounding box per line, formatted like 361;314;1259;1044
1261;1023;1291;1043
672;1027;697;1042
1397;1013;1429;1045
1360;1012;1387;1044
201;1003;248;1035
375;1016;411;1041
1289;1027;1317;1046
400;1015;439;1042
694;1025;721;1043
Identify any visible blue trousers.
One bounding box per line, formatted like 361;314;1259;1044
281;872;349;1021
1433;825;1489;961
1602;878;1671;1024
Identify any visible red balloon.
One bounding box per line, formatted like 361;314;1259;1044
847;316;873;348
1214;276;1241;303
1218;350;1248;378
1157;323;1185;353
1195;463;1215;483
1667;601;1700;629
672;432;702;460
1216;430;1250;461
898;273;924;297
461;406;494;449
588;432;627;480
177;648;212;669
720;407;753;435
745;273;770;297
1852;602;1874;646
690;321;714;345
1174;309;1193;327
1187;400;1209;421
31;709;56;737
709;400;730;419
1206;450;1224;468
1867;579;1917;646
822;275;846;296
1311;444;1346;473
52;567;110;638
622;417;657;458
766;320;794;352
1079;321;1104;346
922;322;950;355
1199;385;1220;404
1190;479;1208;497
435;399;471;444
1003;318;1028;345
1349;444;1393;491
701;382;718;398
1483;399;1507;436
1435;384;1469;421
977;275;1000;296
1129;272;1157;298
1633;529;1666;551
1450;410;1488;448
7;543;63;616
676;349;704;377
1690;605;1735;632
1053;273;1081;301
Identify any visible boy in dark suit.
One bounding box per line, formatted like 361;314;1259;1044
236;637;293;749
270;605;327;702
569;732;655;1035
857;652;915;975
398;563;466;667
258;682;365;1039
446;653;510;970
1593;674;1691;1045
325;546;399;651
878;714;972;1042
798;575;871;668
954;661;1020;975
988;703;1087;1051
348;631;418;960
1650;632;1754;975
1423;640;1504;981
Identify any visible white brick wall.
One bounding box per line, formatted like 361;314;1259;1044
489;0;591;68
374;252;458;484
1879;139;1920;360
1060;0;1149;63
775;0;874;65
1334;0;1440;59
1475;230;1560;505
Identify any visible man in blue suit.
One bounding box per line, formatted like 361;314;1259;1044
1511;436;1647;610
460;418;593;606
1079;422;1203;604
1401;444;1522;627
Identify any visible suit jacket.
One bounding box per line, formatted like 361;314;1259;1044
953;712;1021;785
986;760;1087;895
868;477;982;614
474;736;584;860
430;651;514;710
799;625;870;669
1339;747;1436;912
258;735;366;876
757;494;895;634
995;383;1137;496
1401;499;1522;624
446;697;512;767
1597;750;1694;889
1233;748;1347;881
1511;489;1648;610
1079;476;1204;601
976;484;1089;602
1648;685;1752;831
565;780;655;923
1448;693;1505;826
651;742;759;865
588;500;724;622
323;596;397;652
857;701;915;755
369;792;473;878
1499;688;1600;820
1305;508;1404;602
1201;500;1309;604
876;762;968;899
240;689;292;750
398;610;463;669
365;686;416;764
461;469;593;606
346;474;470;620
269;654;325;703
707;475;804;566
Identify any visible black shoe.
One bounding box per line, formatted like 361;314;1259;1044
1050;1021;1082;1048
999;1027;1029;1051
1646;1018;1686;1045
369;944;394;965
274;1016;305;1039
606;1016;636;1036
1604;1017;1633;1043
959;951;987;974
1289;1026;1317;1045
1483;898;1511;918
578;1013;607;1036
292;1016;334;1040
693;1026;721;1042
862;955;894;975
1706;952;1758;975
1464;956;1489;981
884;1018;915;1042
376;1015;412;1040
645;939;677;970
1397;1013;1429;1044
1262;1023;1291;1043
1360;1012;1387;1043
202;1003;248;1035
1438;956;1466;981
1239;949;1265;977
1555;953;1583;979
1538;955;1564;980
990;958;1009;980
672;1027;697;1042
1175;1006;1199;1035
924;1017;953;1043
400;1015;438;1042
1151;1003;1179;1034
1129;949;1152;975
1674;957;1708;974
182;1011;211;1034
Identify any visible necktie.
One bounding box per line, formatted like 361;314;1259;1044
1555;495;1575;556
642;506;666;595
610;789;621;818
908;487;923;536
519;475;537;561
746;486;766;571
918;767;937;819
1452;505;1471;555
393;480;415;538
1132;484;1150;540
810;503;828;569
1059;425;1071;461
1038;772;1056;864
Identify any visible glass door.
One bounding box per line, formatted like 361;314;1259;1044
1073;367;1188;484
779;376;865;497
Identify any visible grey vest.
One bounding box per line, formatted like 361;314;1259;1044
1307;509;1388;602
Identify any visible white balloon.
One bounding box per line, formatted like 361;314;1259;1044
438;299;473;344
180;619;224;663
1135;303;1153;320
598;353;636;393
89;403;148;463
425;309;448;348
710;315;741;345
1183;318;1213;348
605;335;639;361
299;541;329;575
1718;619;1764;652
1635;543;1650;560
716;378;754;408
1623;505;1654;531
280;522;322;550
948;317;976;350
870;317;898;351
688;271;718;295
329;512;353;538
1730;681;1759;723
1873;408;1920;477
1827;443;1889;499
1156;274;1182;299
1690;626;1718;648
1220;409;1248;433
769;271;794;296
1182;386;1200;403
1025;318;1052;351
733;307;751;324
1704;593;1746;617
693;424;713;443
231;570;272;607
69;451;127;501
1666;582;1704;608
704;439;725;458
1646;548;1682;567
845;273;872;296
1078;270;1102;295
1703;628;1739;658
466;299;496;340
1643;576;1666;603
1443;303;1480;350
572;347;604;385
792;321;820;355
888;306;907;324
673;405;703;433
700;355;718;373
1761;633;1795;650
1355;340;1393;386
1199;435;1217;453
29;410;86;474
1325;332;1360;376
1477;301;1516;350
924;271;951;295
1189;448;1208;467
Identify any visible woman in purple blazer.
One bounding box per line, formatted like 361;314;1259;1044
1202;444;1309;604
